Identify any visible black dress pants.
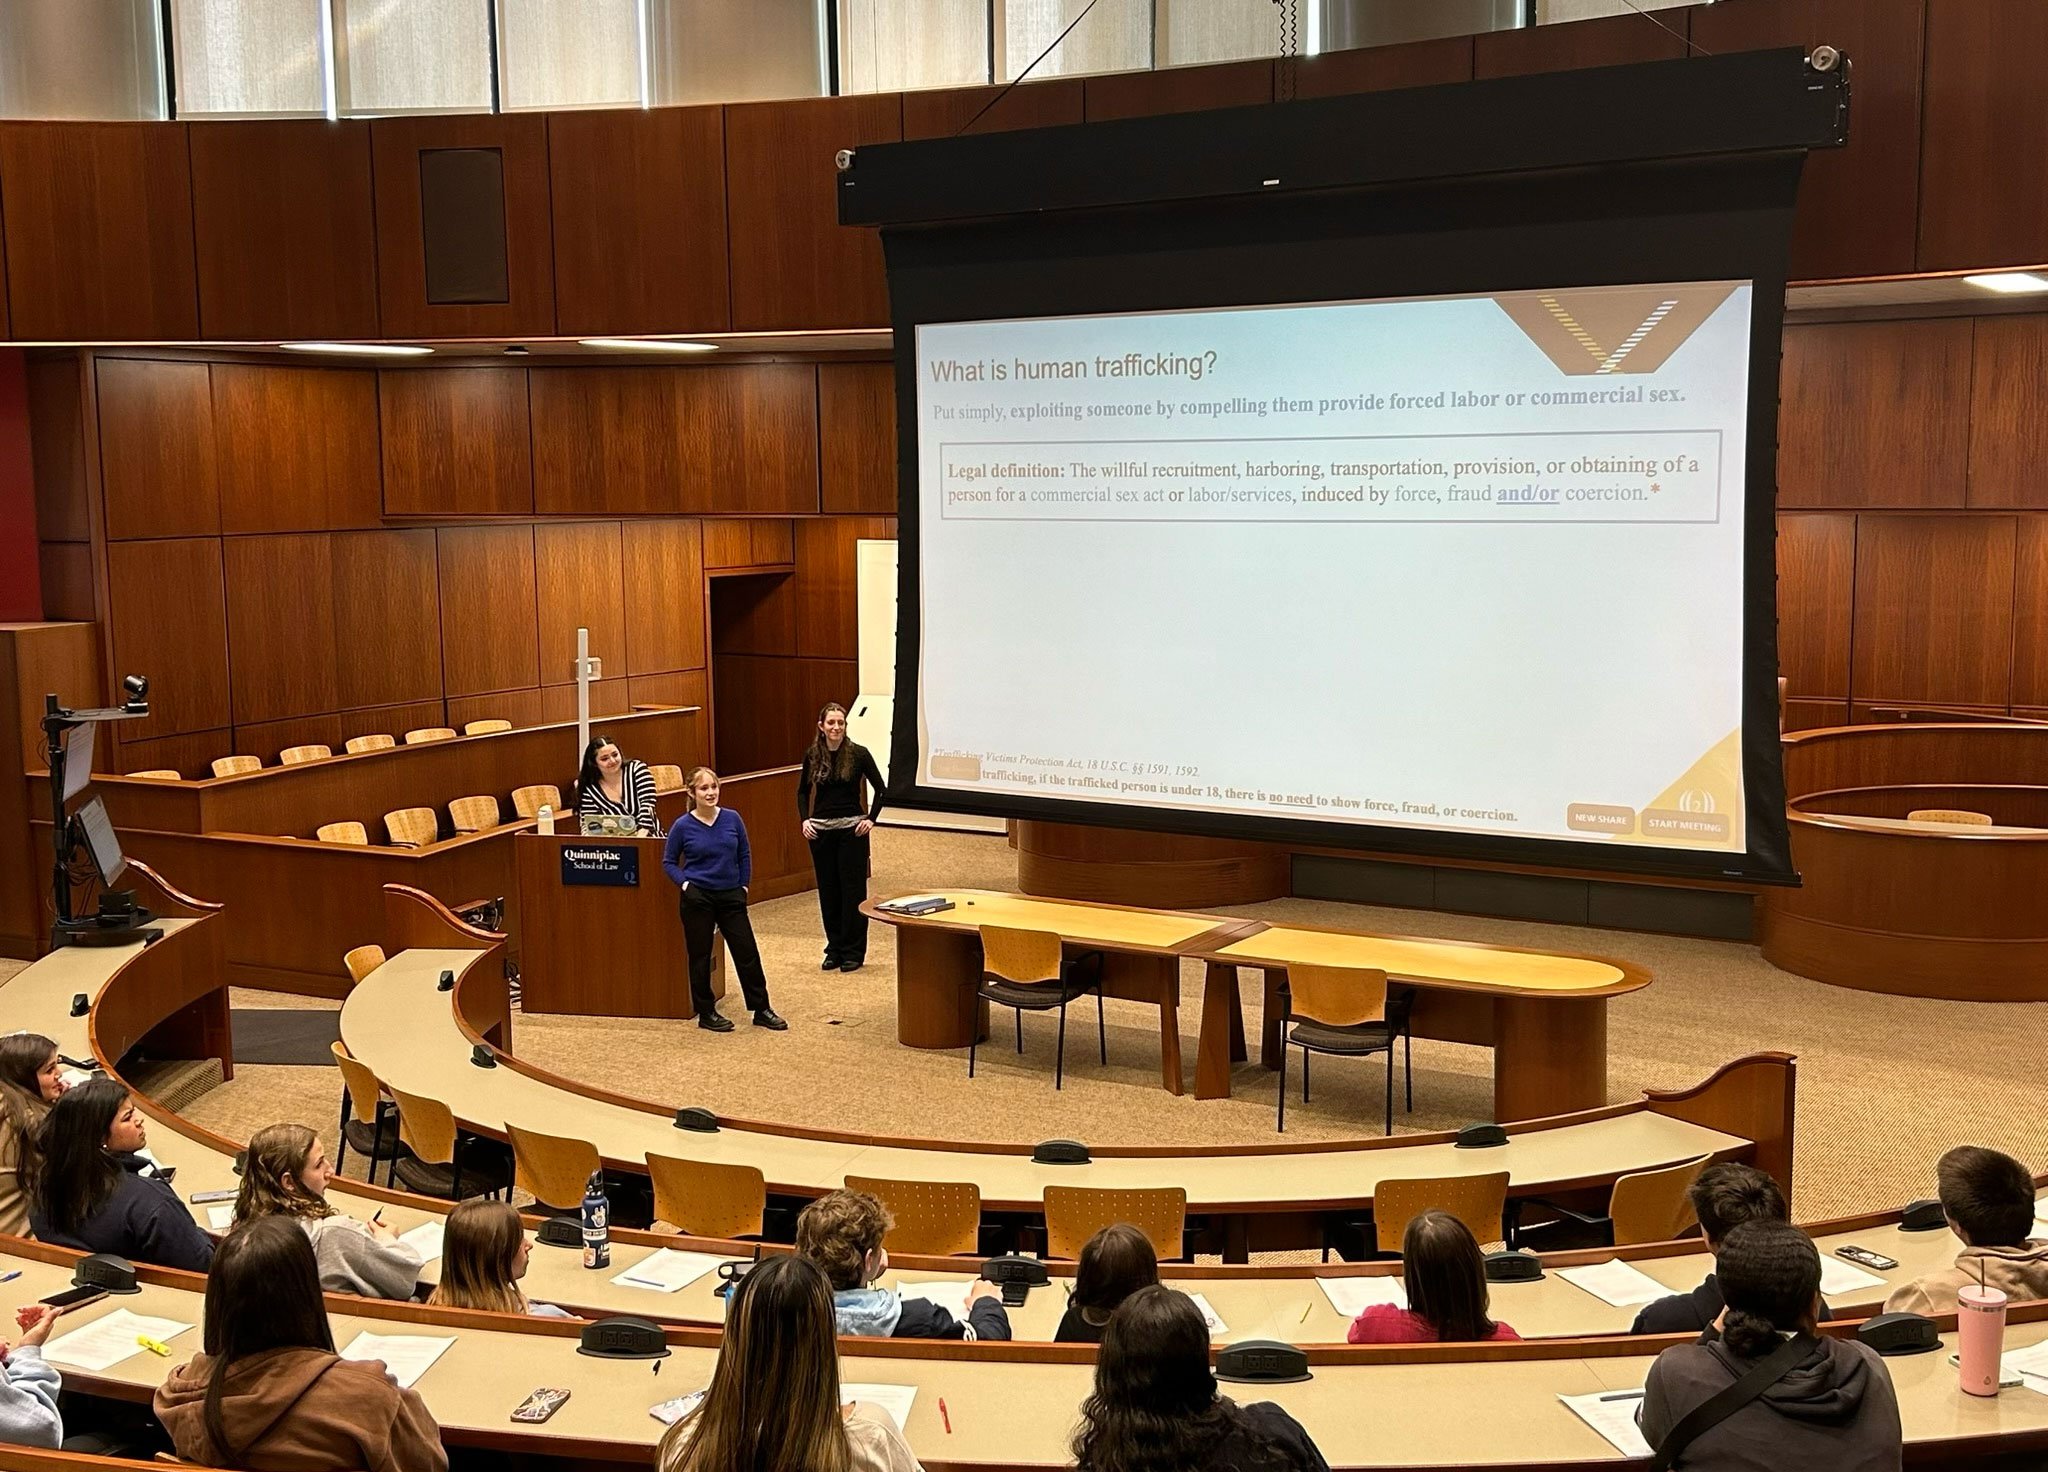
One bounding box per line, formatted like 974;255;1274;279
809;826;871;963
679;884;772;1016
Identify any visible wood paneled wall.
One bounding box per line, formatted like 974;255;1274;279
28;351;895;776
1776;312;2048;731
5;1;2044;347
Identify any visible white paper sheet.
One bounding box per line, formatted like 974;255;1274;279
58;1067;94;1090
206;1205;234;1230
611;1248;731;1294
43;1309;193;1372
338;1331;455;1389
2035;1196;2048;1225
1817;1254;1887;1296
1183;1292;1229;1336
1559;1390;1652;1456
2003;1338;2048;1394
842;1383;918;1432
1317;1276;1409;1318
1556;1259;1672;1308
400;1221;446;1262
897;1280;977;1323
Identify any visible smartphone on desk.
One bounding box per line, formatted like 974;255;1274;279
39;1285;108;1311
512;1388;571;1423
1836;1245;1899;1271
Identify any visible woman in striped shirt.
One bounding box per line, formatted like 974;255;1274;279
576;735;657;835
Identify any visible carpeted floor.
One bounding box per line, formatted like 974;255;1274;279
18;826;2046;1223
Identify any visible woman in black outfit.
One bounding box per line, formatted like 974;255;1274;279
797;703;885;973
1073;1286;1328;1472
29;1078;214;1273
575;734;657;835
1056;1223;1160;1344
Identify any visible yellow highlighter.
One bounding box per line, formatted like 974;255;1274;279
136;1335;172;1358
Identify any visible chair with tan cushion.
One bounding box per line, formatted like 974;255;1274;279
1906;808;1995;825
383;807;439;847
1368;1172;1510;1257
1043;1185;1187;1261
211;755;262;777
848;1175;983;1258
1276;963;1414;1136
508;1122;603;1213
448;795;502;834
650;764;685;794
512;784;564;820
345;734;396;754
330;1041;407;1184
404;727;457;745
648;1154;767;1239
388;1086;507;1201
317;821;369;846
127;769;182;780
343;943;386;986
463;719;513;735
970;925;1104;1090
279;744;332;765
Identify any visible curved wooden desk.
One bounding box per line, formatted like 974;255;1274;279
865;890;1647;1120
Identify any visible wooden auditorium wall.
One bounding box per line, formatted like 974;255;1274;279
1775;311;2048;733
26;352;897;777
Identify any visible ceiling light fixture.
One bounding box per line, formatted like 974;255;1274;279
1963;271;2048;295
577;338;719;353
281;341;434;356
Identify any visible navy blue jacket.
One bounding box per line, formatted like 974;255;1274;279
29;1153;215;1274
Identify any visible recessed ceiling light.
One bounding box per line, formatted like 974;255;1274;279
577;338;719;353
1963;271;2048;295
280;341;434;356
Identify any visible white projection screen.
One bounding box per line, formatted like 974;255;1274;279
912;281;1755;865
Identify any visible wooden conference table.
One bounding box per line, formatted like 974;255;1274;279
864;890;1647;1119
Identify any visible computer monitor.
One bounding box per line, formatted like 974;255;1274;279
74;796;126;885
60;722;96;801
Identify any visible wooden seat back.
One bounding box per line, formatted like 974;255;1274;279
343;943;387;985
384;807;440;847
650;763;685;793
508;1122;603;1211
464;719;513;735
979;925;1064;985
279;744;332;765
1906;808;1994;825
404;727;457;745
512;784;564;819
317;821;369;845
448;795;502;833
1285;963;1390;1027
1608;1154;1711;1247
848;1174;983;1257
1374;1172;1511;1251
1044;1185;1187;1260
345;734;396;754
211;755;261;777
388;1086;457;1164
330;1042;386;1122
648;1154;767;1239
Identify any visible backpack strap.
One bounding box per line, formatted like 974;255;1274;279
1650;1333;1819;1472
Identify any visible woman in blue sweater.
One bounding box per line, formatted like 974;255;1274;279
663;767;785;1033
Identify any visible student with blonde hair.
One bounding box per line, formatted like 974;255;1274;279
658;1254;919;1472
234;1123;420;1300
425;1198;571;1318
662;765;783;1032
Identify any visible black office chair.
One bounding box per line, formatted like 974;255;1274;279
969;924;1105;1090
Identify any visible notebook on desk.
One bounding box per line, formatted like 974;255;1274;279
879;896;955;916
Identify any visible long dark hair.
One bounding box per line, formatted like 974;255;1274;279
0;1032;59;1192
657;1254;851;1472
200;1217;337;1464
802;703;860;789
1715;1220;1822;1359
1402;1210;1498;1342
1073;1223;1160;1317
575;736;622;802
1073;1286;1261;1472
32;1077;127;1234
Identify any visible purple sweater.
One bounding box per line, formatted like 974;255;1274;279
663;807;751;890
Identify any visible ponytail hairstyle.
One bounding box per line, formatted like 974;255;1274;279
31;1077;127;1235
1714;1219;1822;1360
1401;1210;1499;1342
233;1123;336;1225
803;703;858;789
200;1218;335;1465
427;1198;531;1314
0;1032;61;1193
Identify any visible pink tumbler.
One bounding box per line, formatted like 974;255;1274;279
1958;1282;2008;1397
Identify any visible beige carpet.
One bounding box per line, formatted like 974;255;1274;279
40;826;2048;1222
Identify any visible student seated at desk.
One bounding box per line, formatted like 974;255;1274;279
659;1255;921;1472
1057;1224;1159;1344
1885;1144;2048;1315
1347;1211;1519;1344
0;1032;68;1238
577;735;657;835
1633;1162;1830;1335
796;1189;1011;1341
426;1198;573;1318
28;1079;213;1274
156;1218;447;1472
0;1305;63;1449
1639;1221;1900;1472
236;1124;422;1300
1075;1286;1327;1472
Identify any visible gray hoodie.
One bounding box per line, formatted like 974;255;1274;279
1639;1335;1902;1472
301;1216;423;1301
0;1346;62;1449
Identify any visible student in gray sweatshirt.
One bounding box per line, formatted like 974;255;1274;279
0;1304;63;1449
234;1124;422;1301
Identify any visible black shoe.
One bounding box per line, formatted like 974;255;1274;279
698;1010;735;1033
753;1009;789;1031
839;959;864;973
820;954;841;971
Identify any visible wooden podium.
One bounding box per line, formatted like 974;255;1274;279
512;832;723;1019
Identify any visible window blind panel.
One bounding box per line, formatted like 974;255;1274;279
335;0;493;116
998;0;1151;80
839;0;989;95
0;0;166;120
169;0;326;118
498;0;644;111
648;0;826;105
1157;0;1283;68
